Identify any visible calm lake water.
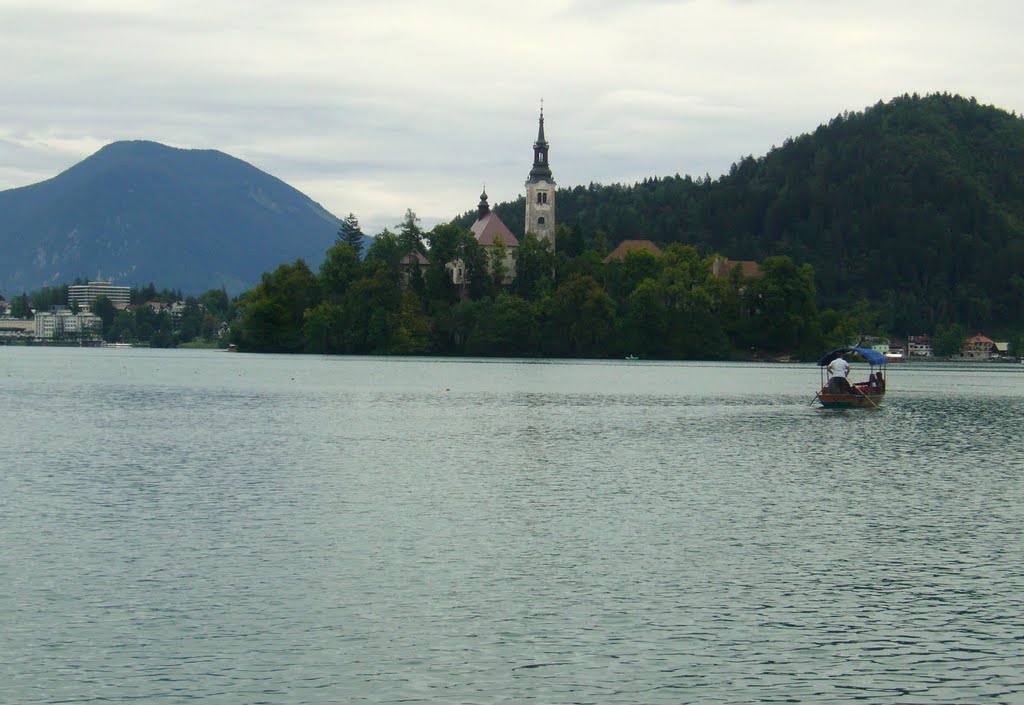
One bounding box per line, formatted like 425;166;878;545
2;347;1023;704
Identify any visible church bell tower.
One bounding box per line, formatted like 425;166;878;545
525;105;556;248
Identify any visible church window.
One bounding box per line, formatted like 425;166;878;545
536;191;547;204
538;217;545;225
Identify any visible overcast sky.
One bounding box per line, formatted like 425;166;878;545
1;0;1022;234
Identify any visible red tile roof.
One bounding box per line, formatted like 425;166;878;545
471;212;519;247
603;239;662;263
710;257;762;278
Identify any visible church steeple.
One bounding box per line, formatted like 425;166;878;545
476;188;490;220
527;106;552;183
524;103;556;248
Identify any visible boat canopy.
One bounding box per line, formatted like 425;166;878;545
816;347;889;367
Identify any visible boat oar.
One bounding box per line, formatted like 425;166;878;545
855;385;879;408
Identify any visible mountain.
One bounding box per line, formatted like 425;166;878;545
467;93;1024;333
0;140;340;295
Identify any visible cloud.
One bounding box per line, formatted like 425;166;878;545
1;0;1022;235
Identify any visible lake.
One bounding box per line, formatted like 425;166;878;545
2;347;1022;704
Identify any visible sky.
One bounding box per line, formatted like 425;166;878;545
1;0;1022;235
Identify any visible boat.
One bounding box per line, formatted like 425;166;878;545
814;347;888;409
625;354;639;361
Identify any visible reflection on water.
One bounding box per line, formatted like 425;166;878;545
1;348;1022;703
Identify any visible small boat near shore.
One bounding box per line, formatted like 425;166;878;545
815;347;888;409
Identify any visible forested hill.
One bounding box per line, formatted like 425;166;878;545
467;94;1024;333
0;141;340;295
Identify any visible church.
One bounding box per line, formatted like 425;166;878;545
452;108;557;286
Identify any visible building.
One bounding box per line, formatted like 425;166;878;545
68;281;131;310
962;334;996;360
399;250;429;286
0;318;34;342
907;335;933;357
710;257;762;278
451;111;557;288
468;189;519;284
524;107;556;247
863;337;890;355
603;240;662;263
33;310;102;341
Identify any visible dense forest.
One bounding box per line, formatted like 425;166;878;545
459;93;1024;336
8;94;1021;358
228;211;878;360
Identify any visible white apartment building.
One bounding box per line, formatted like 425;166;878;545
68;281;131;310
33;311;102;341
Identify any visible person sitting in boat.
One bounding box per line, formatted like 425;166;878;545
868;372;884;392
826;356;851;392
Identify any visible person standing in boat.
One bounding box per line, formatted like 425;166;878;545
827;356;851;391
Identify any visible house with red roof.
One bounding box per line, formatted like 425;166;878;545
399;250;429;286
961;333;996;360
471;190;518;284
710;257;762;278
602;240;662;263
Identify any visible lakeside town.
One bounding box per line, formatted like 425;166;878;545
0;281;230;349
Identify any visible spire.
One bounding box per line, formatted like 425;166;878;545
537;100;546;145
527;103;553;183
477;187;490;219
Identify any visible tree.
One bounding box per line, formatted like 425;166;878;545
488;241;509;288
547;275;617;356
603;250;663;304
389;290;432;354
425;223;464;303
623;278;668;357
555;223;585;258
303;302;345;354
235;259;320;352
107;310;135;343
176;299;204;343
338;213;365;257
199;288;229;318
933;323;967;357
512;233;555;300
365;228;404;280
339;260;402;353
460;233;494;300
742;256;821;358
319;241;361;303
467;295;539;356
91;295;117;338
10;293;30;319
398;209;426;258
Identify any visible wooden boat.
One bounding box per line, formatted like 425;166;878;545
815;347;887;409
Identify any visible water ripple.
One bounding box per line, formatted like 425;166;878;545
1;350;1022;703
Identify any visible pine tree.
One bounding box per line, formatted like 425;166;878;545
398;209;426;257
338;213;365;257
